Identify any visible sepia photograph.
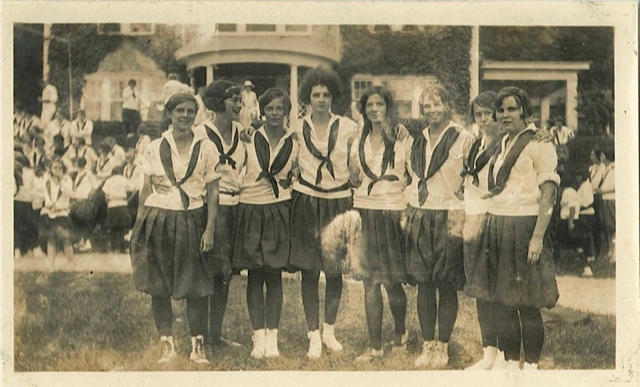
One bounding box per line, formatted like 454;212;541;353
3;1;638;386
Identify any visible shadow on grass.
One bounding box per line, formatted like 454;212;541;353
14;272;614;371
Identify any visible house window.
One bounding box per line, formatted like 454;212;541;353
402;25;420;32
246;24;277;32
352;80;373;100
97;24;121;35
373;25;391;33
129;24;154;34
285;25;309;33
216;24;237;33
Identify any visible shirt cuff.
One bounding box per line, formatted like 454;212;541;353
537;172;560;187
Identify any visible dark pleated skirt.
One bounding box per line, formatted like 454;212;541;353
38;215;74;247
463;213;489;298
104;206;132;229
405;207;466;289
602;200;616;234
130;206;214;299
14;201;39;253
232;201;291;271
289;191;352;273
354;208;408;285
471;215;559;309
203;204;236;277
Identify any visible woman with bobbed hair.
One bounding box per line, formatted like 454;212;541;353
348;85;412;362
232;88;298;359
194;80;246;349
289;66;358;359
130;93;221;364
475;87;560;370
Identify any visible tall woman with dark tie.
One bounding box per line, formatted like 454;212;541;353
194;80;246;350
348;86;411;362
130;93;221;364
232;88;298;359
288;67;358;358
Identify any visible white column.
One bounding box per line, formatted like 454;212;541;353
565;75;578;131
101;77;111;121
290;64;299;124
43;24;52;81
540;95;551;130
469;25;480;103
206;65;214;85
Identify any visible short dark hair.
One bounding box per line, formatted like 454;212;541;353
419;84;454;121
128;79;137;87
165;93;198;115
74;157;87;168
201;80;242;113
298;67;342;105
470;91;497;122
601;148;615;162
494;87;532;120
259;88;292;117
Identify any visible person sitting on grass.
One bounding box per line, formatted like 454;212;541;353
102;165;131;253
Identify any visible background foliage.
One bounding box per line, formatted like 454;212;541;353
337;26;472;120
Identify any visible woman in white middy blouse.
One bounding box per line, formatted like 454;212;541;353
349;86;411;363
130;93;221;365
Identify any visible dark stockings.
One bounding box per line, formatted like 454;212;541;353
301;271;343;331
246;269;283;330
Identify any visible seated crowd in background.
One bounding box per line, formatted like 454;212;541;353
13;105;153;266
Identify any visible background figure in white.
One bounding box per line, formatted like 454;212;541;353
122;79;142;135
194;87;212;126
549;117;574;146
44;110;71;149
39;79;58;128
160;73;194;106
70;110;93;145
240;80;259;129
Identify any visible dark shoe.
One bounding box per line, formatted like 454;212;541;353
211;336;242;349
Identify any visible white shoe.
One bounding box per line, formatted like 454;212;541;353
582;266;594;277
265;329;279;358
158;336;177;363
322;323;343;352
491;350;507;370
523;362;538;370
465;346;498;370
354;347;384;362
414;341;436;368
506;359;521;370
306;330;322;359
189;335;210;364
250;329;266;359
79;239;92;252
430;341;449;369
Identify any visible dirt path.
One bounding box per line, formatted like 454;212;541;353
13;252;616;316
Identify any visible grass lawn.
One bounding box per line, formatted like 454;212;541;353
14;272;615;371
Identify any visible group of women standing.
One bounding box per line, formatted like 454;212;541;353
130;66;559;370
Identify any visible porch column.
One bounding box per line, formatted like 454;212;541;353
101;77;111;121
469;25;480;103
540;95;551;129
206;65;215;85
565;74;579;131
290;64;299;124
